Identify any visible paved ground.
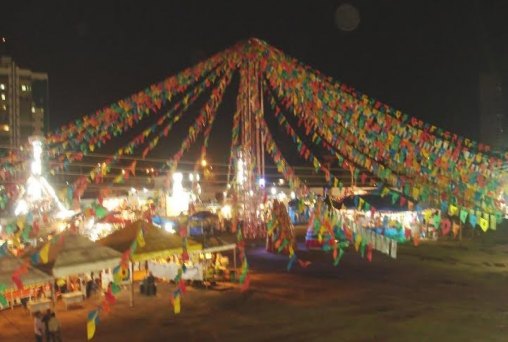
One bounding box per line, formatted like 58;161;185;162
2;228;508;341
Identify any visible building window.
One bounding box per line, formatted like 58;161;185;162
1;93;5;100
0;84;4;90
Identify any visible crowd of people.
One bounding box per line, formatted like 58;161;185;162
34;309;61;341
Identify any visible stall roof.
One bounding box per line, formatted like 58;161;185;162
202;235;237;253
98;220;203;262
34;231;122;278
0;252;53;290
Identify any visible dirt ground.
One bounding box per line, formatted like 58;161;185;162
2;228;508;342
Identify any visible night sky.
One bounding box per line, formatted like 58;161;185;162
2;0;508;153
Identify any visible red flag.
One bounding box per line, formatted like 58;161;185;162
240;274;251;292
366;244;373;262
297;259;311;268
178;279;187;294
105;289;116;305
11;274;23;290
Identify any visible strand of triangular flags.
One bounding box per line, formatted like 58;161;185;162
87;223;144;340
170;219;190;315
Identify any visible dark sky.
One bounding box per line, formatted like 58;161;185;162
2;0;508;144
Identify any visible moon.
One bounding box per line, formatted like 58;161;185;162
335;3;361;32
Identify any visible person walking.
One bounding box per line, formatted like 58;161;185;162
33;311;45;342
48;312;62;342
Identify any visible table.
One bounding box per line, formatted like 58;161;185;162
27;299;52;316
61;291;84;310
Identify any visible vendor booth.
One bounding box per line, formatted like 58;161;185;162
0;252;53;312
98;220;203;282
32;231;122;309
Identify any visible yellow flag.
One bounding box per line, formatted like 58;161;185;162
423;210;433;223
448;205;458;217
173;295;181;314
412;187;420;200
40;242;50;264
354;235;362;251
87;320;96;340
358;198;364;210
381;187;390;198
136;229;145;248
112;174;123;184
479;217;489;232
16;217;25;229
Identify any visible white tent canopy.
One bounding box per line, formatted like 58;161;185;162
35;232;122;278
0;253;53;290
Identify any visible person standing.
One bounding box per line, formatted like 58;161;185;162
48;312;62;342
33;311;45;342
42;309;51;341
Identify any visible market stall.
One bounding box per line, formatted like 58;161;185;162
98;220;203;282
28;230;122;308
34;231;123;278
0;252;53;311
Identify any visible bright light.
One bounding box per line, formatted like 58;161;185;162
196;174;200;181
164;222;175;233
227;184;231;189
277;192;287;201
249;190;254;197
55;221;68;232
258;178;266;188
1;124;9;132
278;178;285;185
201;159;207;167
173;172;183;183
14;138;71;217
27;176;43;200
221;204;232;219
271;187;277;195
55;209;75;219
103;197;122;211
167;172;189;216
189;173;194;181
143;187;148;194
31;140;43;176
85;217;95;230
130;187;136;194
14;199;28;216
236;159;245;185
290;191;296;200
21;85;27;91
